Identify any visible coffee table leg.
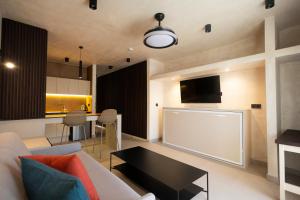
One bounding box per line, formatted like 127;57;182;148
207;173;209;200
110;153;112;171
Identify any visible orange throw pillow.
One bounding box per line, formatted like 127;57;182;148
21;155;100;200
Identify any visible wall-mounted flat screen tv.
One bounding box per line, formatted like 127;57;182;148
180;75;222;103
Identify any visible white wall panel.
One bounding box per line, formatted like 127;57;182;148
163;108;249;166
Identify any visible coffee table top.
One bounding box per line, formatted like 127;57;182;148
111;146;207;191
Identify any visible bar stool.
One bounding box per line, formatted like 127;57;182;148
94;109;119;155
61;110;87;144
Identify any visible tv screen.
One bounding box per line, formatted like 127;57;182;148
180;75;222;103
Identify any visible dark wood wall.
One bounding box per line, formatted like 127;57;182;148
97;61;147;139
0;18;48;120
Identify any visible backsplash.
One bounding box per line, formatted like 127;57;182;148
46;94;92;113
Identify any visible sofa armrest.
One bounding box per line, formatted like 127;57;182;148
136;193;155;200
30;142;81;155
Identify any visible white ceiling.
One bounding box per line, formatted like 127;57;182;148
0;0;299;74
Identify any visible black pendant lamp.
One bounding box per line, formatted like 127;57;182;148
78;46;83;79
144;13;178;49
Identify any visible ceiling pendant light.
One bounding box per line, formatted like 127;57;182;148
78;46;83;79
144;13;178;49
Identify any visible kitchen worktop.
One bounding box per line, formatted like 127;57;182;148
45;111;91;115
45;113;101;118
44;112;122;149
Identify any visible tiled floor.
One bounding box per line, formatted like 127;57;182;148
81;135;299;200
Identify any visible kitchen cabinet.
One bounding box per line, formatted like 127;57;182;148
56;78;69;94
68;79;79;94
78;80;90;95
46;77;90;95
46;77;57;93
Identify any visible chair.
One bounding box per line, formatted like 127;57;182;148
61;110;87;144
94;109;119;154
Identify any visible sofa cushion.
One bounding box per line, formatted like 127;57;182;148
0;132;32;200
21;158;89;200
22;155;100;200
76;151;140;200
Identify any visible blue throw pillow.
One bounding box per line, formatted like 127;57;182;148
20;158;89;200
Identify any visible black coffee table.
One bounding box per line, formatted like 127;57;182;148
110;146;209;200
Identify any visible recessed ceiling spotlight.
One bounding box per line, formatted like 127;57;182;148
144;13;178;49
89;0;97;10
205;24;211;33
265;0;275;9
64;57;69;63
128;47;134;51
4;61;16;69
108;65;113;69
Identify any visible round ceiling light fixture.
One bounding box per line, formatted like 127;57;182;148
144;13;178;49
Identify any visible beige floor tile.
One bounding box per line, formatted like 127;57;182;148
80;136;299;200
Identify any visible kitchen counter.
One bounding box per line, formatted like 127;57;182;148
45;113;122;149
45;113;100;119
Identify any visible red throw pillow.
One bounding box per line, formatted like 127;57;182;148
21;155;100;200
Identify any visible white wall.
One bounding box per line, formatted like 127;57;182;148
279;60;300;132
149;80;164;141
279;60;300;172
147;59;165;141
163;67;267;162
278;24;300;49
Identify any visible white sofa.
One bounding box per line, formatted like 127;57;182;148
0;132;155;200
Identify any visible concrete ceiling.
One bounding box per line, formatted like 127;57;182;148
0;0;299;74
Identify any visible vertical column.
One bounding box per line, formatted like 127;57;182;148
147;59;165;141
265;16;279;179
279;145;285;200
91;64;97;137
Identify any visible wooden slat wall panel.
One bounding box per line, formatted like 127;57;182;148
97;61;147;139
0;18;47;120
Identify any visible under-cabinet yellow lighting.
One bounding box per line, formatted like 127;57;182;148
46;93;92;97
